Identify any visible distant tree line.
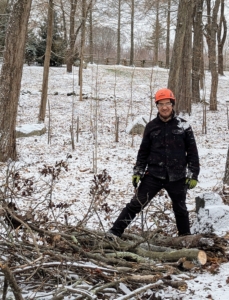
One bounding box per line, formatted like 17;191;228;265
0;1;227;80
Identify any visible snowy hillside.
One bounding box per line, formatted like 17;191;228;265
1;63;229;299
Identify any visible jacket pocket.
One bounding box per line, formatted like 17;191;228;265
172;129;184;135
150;129;161;138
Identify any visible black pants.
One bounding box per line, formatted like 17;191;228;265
110;174;190;236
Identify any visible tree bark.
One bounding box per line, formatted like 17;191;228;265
0;0;32;162
223;147;229;185
38;0;54;123
0;263;24;300
79;0;86;100
129;0;134;66
134;248;207;265
66;0;78;73
117;0;121;64
192;0;204;103
204;0;220;111
168;0;193;113
165;0;171;69
217;0;227;76
148;233;226;255
153;0;160;66
89;3;94;64
60;0;67;46
177;0;195;114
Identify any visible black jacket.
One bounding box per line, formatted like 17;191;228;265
134;113;200;181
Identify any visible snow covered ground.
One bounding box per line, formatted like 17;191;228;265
1;63;229;299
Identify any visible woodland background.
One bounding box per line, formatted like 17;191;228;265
0;0;229;160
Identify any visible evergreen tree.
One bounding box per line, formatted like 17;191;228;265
27;10;66;66
25;30;37;65
0;0;9;55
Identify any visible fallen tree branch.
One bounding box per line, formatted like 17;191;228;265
106;251;154;263
115;280;163;300
0;262;24;300
4;206;41;256
149;233;227;254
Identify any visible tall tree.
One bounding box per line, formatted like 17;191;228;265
177;0;195;114
89;1;94;63
165;0;171;69
66;0;78;73
0;0;32;162
153;0;160;65
60;0;67;45
64;0;93;73
217;0;227;76
79;0;86;100
129;0;134;65
38;0;54;123
204;0;220;111
192;0;204;103
117;0;122;64
168;0;194;113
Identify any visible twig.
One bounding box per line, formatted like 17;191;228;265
115;280;163;300
90;279;122;294
4;206;41;256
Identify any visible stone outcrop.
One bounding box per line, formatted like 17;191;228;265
16;123;46;138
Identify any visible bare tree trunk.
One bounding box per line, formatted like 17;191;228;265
117;0;121;64
199;34;205;90
38;0;54;123
204;0;220;111
153;0;160;65
89;2;94;64
165;0;171;69
168;0;193;113
217;0;227;76
79;0;86;101
66;0;78;73
129;0;134;66
223;147;229;185
192;0;204;103
0;0;32;162
60;0;67;45
177;1;194;114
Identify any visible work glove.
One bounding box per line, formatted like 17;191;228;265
132;165;145;188
185;178;198;189
132;174;141;188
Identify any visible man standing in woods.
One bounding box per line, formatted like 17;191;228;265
107;88;200;238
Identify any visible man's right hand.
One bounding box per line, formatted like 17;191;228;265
132;174;141;188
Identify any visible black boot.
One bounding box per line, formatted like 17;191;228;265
109;206;137;237
105;229;121;242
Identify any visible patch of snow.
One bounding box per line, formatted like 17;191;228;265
16;123;45;134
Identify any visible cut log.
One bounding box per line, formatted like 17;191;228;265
148;233;226;254
133;248;207;265
106;248;207;265
182;260;196;270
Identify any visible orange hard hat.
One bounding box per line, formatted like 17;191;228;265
155;88;175;102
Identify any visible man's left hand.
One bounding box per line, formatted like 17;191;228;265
185;178;197;189
132;175;141;188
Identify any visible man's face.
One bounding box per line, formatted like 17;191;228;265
156;99;173;118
